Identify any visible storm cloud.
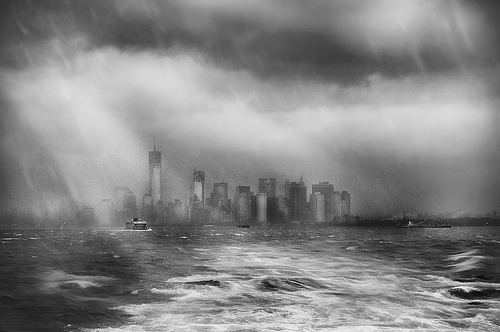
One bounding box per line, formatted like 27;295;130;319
1;0;500;217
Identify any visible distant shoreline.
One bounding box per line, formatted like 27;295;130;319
2;217;500;230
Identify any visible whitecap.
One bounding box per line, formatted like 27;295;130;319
446;249;486;272
165;274;234;283
39;270;115;292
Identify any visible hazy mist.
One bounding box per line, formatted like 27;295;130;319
1;0;500;217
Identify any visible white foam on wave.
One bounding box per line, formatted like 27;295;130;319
447;249;482;261
88;243;500;332
39;270;115;292
446;249;486;272
151;288;206;301
165;274;234;283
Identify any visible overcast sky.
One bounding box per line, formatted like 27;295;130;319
1;0;500;217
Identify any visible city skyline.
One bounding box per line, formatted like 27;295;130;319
1;1;500;218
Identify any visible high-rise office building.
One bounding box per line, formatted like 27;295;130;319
236;186;251;195
123;189;138;217
233;186;252;223
97;199;114;226
115;186;128;211
333;191;342;221
284;180;291;199
340;191;351;218
310;192;325;223
256;192;267;225
116;186;138;221
149;139;162;205
311;182;334;222
258;177;276;198
288;177;307;220
192;170;205;205
212;182;228;207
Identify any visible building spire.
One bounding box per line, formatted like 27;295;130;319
153;136;156;151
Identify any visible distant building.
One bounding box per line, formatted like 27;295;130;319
258;177;276;198
97;199;114;227
340;191;351;220
236;186;251;195
149;139;162;206
115;186;128;212
333;191;342;221
257;192;267;225
123;189;138;217
267;195;288;224
142;193;154;222
234;192;250;223
212;182;228;208
192;170;205;206
116;186;138;219
310;192;325;223
166;199;187;223
288;177;307;220
311;182;334;222
79;205;96;227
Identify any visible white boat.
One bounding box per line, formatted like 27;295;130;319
125;217;147;230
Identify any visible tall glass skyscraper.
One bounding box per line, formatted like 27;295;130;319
192;170;205;205
149;139;162;205
258;177;276;198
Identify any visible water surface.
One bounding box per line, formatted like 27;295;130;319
2;226;500;331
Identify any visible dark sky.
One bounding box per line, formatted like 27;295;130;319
1;0;500;217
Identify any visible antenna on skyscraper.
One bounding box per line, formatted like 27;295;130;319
153;136;156;151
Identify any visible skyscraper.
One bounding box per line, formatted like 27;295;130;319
333;191;342;221
311;182;334;222
212;182;228;207
340;191;351;218
288;177;307;220
233;186;252;223
236;186;251;195
310;192;325;223
258;177;276;198
284;180;291;199
116;186;138;221
149;138;162;205
192;170;205;205
97;199;114;226
257;192;267;225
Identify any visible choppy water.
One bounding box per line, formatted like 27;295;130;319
2;226;500;331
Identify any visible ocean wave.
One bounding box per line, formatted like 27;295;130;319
258;277;325;292
446;249;486;273
165;274;234;283
448;286;500;300
39;270;115;292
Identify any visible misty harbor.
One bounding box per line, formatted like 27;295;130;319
3;1;500;332
2;225;500;331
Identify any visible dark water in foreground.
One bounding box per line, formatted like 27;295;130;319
2;226;500;331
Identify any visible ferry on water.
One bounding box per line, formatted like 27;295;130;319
125;217;147;230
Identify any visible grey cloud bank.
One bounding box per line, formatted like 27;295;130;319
1;0;500;217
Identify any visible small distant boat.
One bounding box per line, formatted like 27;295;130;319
401;221;451;229
125;217;147;230
237;224;250;228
